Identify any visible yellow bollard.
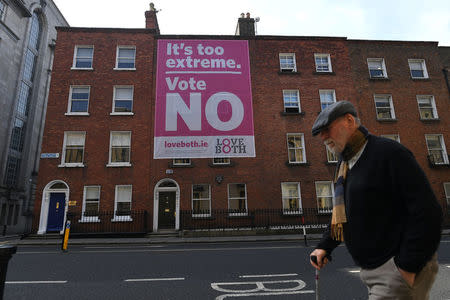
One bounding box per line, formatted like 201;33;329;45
62;220;71;252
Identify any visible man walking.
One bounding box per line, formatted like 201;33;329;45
309;101;442;299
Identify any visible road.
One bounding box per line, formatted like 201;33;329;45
4;237;450;299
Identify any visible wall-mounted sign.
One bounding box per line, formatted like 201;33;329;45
68;201;77;206
154;39;255;159
40;153;60;158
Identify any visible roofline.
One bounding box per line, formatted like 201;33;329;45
348;38;438;46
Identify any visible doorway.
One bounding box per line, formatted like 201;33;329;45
153;179;180;232
47;192;66;232
158;191;176;229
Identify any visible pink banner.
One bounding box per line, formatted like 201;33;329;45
154;40;255;158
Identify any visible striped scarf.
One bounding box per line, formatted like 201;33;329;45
331;126;368;242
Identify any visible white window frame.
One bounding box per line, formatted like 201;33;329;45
72;45;94;70
326;146;338;163
408;59;428;79
315;181;334;213
111;85;134;115
173;158;191;166
287;133;306;164
80;186;100;223
66;86;90;115
444;182;450;210
114;46;136;70
107;131;131;167
417;95;438;120
212;157;230;165
381;134;401;143
59;131;85;167
112;185;132;221
228;183;247;216
192;184;211;217
319;89;336;111
283;90;300;113
314;53;332;72
425;134;449;165
367;58;387;78
281;182;302;215
374;94;396;120
279;53;297;72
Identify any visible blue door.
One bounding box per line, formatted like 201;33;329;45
47;193;66;232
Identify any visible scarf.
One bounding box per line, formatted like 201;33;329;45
331;126;369;242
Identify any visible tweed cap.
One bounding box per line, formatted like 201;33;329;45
311;101;357;136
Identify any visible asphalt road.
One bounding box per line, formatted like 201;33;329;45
3;237;450;299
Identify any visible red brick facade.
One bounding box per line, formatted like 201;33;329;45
33;13;449;234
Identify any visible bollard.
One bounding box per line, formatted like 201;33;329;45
62;220;71;252
0;244;17;300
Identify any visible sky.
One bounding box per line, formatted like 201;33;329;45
52;0;450;46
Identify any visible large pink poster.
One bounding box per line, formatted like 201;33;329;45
154;40;255;158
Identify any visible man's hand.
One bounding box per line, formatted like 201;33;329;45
398;267;416;287
310;249;329;270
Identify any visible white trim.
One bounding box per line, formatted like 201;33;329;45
373;94;396;120
281;182;302;214
112;85;134;113
408;59;429;79
416;95;438;120
279;53;296;72
153;179;180;232
37;180;70;234
367;58;387;78
192;184;211;217
315;181;334;213
113;185;132;219
227;183;248;216
72;45;94;69
286;133;306;163
282;90;300;112
425;134;449;164
314;53;332;72
61;131;86;166
115;45;136;69
108;131;131;165
67;85;90;114
319;89;336;111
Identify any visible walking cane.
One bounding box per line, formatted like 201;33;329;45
310;255;332;300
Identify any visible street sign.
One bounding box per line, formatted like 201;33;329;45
40;153;60;159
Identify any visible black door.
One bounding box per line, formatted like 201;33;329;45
158;192;175;229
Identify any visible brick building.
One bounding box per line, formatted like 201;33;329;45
33;7;449;235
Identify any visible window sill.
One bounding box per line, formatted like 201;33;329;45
192;214;212;219
411;77;430;80
65;112;90;116
278;71;301;75
110;112;134;116
285;161;309;167
318;210;332;215
113;68;136;71
106;163;132;167
420;118;440;122
111;216;133;222
325;161;338;165
282;210;303;216
313;71;335;75
376;118;397;123
169;161;195;168
208;161;234;168
71;67;94;71
369;77;390;81
227;213;249;218
58;163;85;168
281;111;305;116
79;217;100;223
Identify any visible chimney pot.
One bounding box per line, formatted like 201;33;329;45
246;12;250;18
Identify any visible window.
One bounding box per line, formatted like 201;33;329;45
314;54;332;72
367;58;387;78
381;134;400;143
283;90;300;113
173;158;191;166
408;59;428;79
425;134;448;165
444;183;450;211
374;95;395;120
82;186;100;221
315;181;334;213
417;95;438;120
112;86;133;114
115;46;136;69
287;133;306;163
192;184;211;217
114;185;132;220
319;90;336;111
279;53;296;72
67;86;90;114
281;182;302;214
228;183;247;215
61;132;85;166
73;46;94;69
326;147;338;163
0;1;6;21
213;157;230;165
109;132;131;166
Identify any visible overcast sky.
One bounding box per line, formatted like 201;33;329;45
52;0;450;46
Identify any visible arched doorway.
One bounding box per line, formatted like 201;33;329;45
38;181;69;234
153;179;180;232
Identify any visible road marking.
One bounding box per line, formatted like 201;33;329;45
6;281;67;284
349;270;360;273
239;273;298;278
446;265;450;268
216;290;314;299
84;245;165;249
124;277;185;282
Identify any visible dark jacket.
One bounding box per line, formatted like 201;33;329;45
317;134;443;273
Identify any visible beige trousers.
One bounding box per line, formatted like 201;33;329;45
360;254;438;300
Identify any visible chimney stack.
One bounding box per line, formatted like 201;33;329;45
145;2;160;33
235;12;255;37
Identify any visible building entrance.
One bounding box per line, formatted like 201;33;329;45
158;191;176;229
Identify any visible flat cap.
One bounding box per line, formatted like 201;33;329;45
311;101;357;136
